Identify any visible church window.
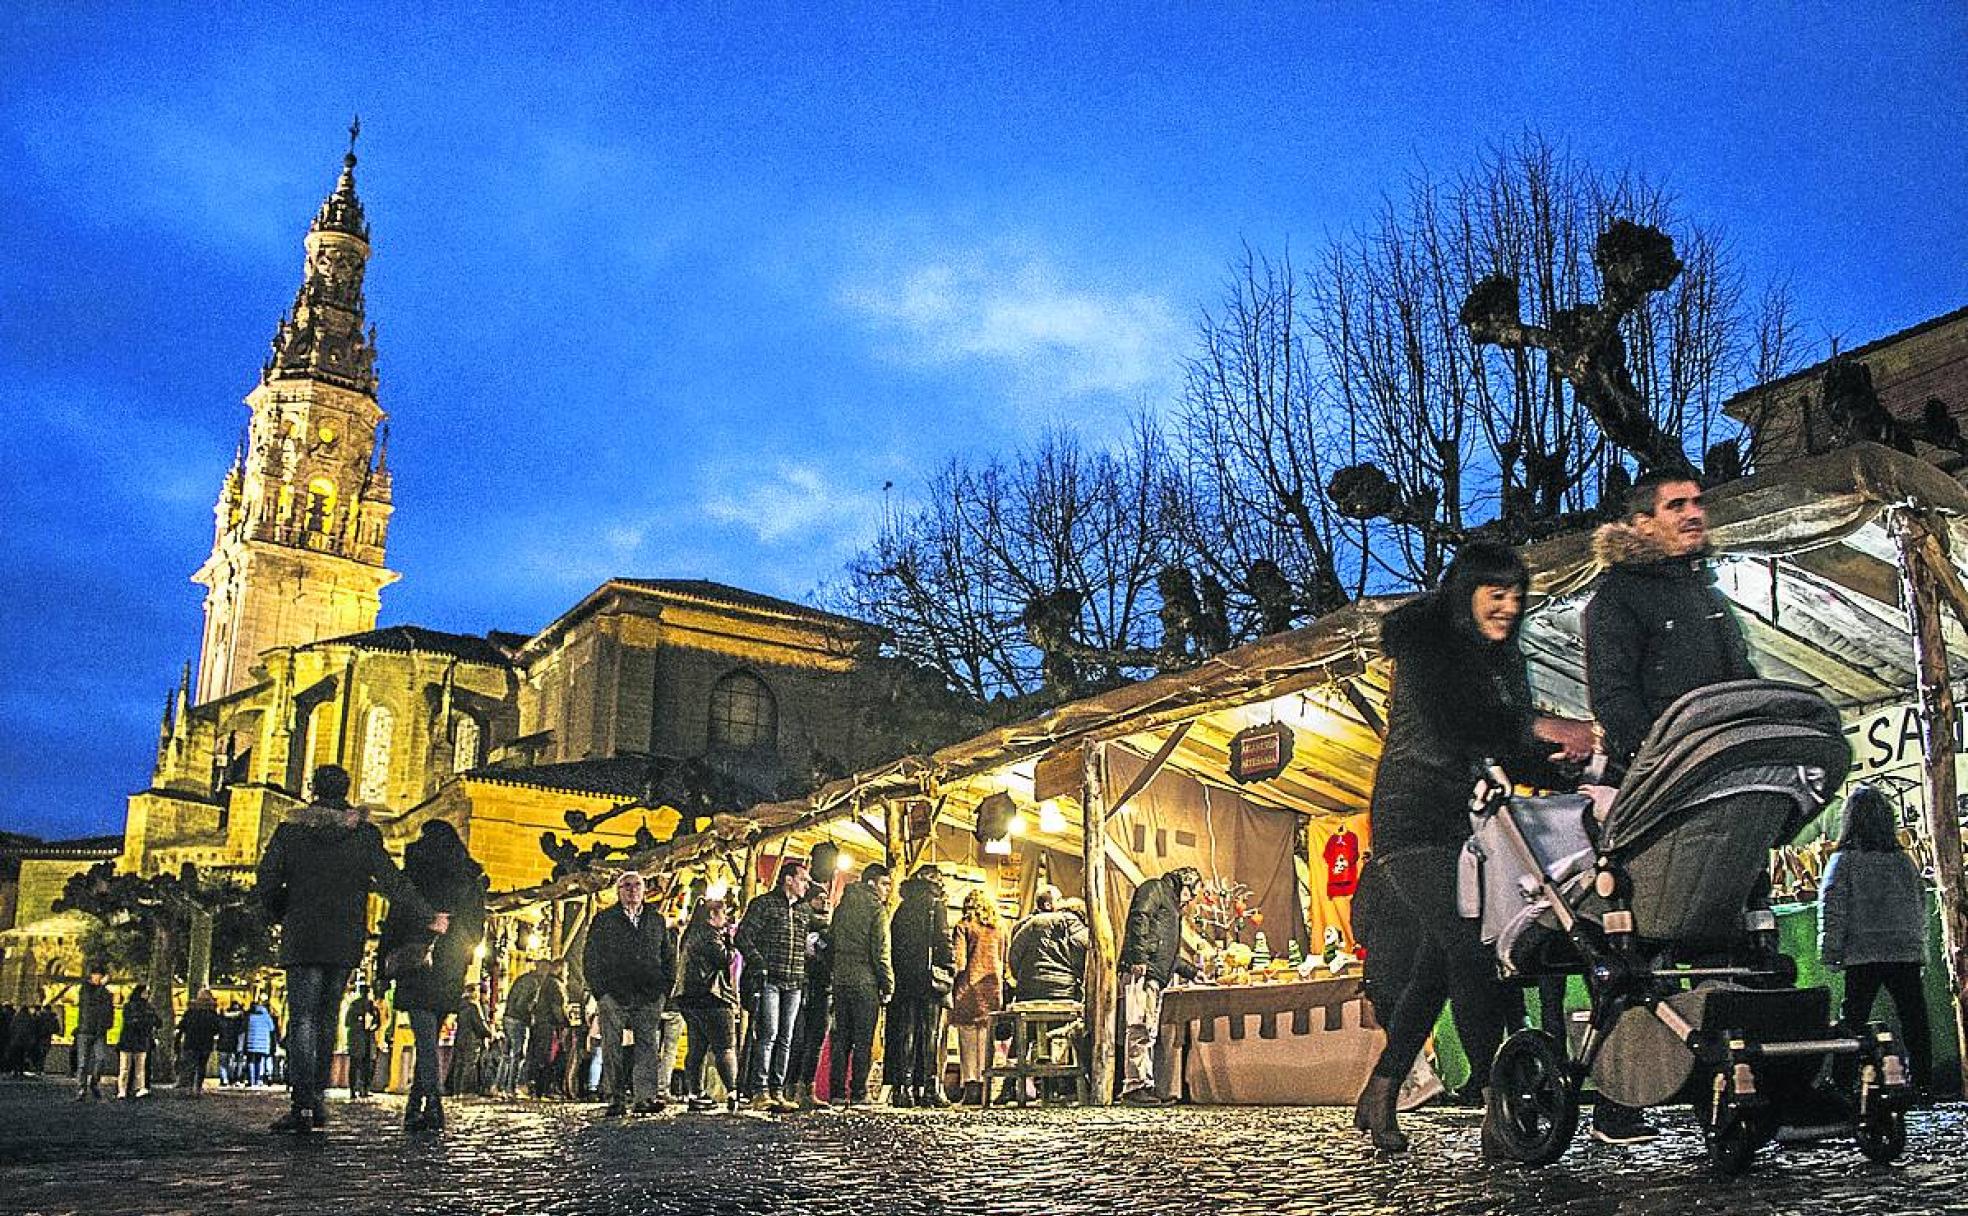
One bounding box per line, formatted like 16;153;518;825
358;704;393;804
707;670;776;753
452;715;481;774
306;478;337;533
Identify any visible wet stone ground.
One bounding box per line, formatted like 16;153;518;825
1;1078;1963;1216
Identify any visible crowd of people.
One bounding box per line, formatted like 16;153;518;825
8;470;1939;1150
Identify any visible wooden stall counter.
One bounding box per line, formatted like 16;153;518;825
1160;975;1382;1105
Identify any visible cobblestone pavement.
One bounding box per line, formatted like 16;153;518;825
1;1079;1963;1216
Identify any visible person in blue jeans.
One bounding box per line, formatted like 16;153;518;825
256;765;443;1133
71;964;114;1100
735;857;814;1113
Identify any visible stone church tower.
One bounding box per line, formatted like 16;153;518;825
192;127;399;703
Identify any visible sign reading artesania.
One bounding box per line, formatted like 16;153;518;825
1845;701;1968;778
1228;722;1295;784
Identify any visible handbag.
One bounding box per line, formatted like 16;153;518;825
383;936;435;981
927;963;955;998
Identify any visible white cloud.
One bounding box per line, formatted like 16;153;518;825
839;254;1184;399
701;462;883;549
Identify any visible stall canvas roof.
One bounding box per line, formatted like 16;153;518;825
492;443;1968;910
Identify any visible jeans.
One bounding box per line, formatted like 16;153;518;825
73;1034;110;1096
787;983;832;1089
749;984;803;1095
285;964;354;1112
247;1051;270;1086
498;1018;529;1093
829;987;880;1101
656;1009;683;1096
408;1010;444;1097
182;1047;213;1092
597;996;666;1105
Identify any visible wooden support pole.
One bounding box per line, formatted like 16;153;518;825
1892;510;1968;1094
1081;740;1117;1106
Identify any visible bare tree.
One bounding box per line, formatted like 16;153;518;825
1173;248;1353;623
1316;135;1798;581
837;419;1186;701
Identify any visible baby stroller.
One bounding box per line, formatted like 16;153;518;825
1461;679;1915;1176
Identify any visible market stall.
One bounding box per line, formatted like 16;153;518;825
475;445;1968;1103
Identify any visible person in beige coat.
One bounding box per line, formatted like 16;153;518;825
950;889;1006;1105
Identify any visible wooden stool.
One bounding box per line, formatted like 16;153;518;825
983;1000;1087;1106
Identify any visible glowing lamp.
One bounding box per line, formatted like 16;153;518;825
1038;801;1067;834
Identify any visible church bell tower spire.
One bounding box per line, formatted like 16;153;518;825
190;122;400;703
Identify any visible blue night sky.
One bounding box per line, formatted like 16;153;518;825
2;3;1964;840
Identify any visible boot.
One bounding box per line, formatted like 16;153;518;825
961;1081;983;1106
1353;1074;1408;1153
796;1082;817;1111
404;1090;426;1131
271;1106;316;1134
424;1094;445;1133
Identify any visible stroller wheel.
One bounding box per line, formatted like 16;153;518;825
1855;1109;1906;1164
1481;1030;1578;1167
1704;1113;1758;1178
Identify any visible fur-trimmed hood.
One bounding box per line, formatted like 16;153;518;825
288;800;368;829
1593;519;1712;569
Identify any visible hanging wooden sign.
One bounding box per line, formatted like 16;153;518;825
1229;721;1295;784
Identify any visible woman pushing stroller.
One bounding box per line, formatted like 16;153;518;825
1353;541;1594;1152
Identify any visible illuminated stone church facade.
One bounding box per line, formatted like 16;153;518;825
120;139;889;894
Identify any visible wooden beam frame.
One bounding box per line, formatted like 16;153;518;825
1891;508;1968;1094
1082;740;1117;1106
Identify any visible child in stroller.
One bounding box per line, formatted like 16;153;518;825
1460;678;1916;1175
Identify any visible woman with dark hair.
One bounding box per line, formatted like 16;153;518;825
379;818;488;1132
1819;783;1932;1095
676;897;741;1112
1353;540;1593;1152
114;984;161;1100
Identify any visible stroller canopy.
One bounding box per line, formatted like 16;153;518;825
1602;679;1851;856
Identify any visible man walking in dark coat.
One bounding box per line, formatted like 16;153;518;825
887;864;955;1107
827;862;893;1106
1117;866;1201;1104
1583;471;1756;1144
256;764;443;1133
583;870;678;1115
72;963;114;1101
1585;472;1757;776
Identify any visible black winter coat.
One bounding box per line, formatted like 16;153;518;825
75;983;114;1038
1007;909;1089;1001
378;832;488;1014
677;919;739;1010
1119;875;1194;986
583;904;678;1006
178;1003;223;1054
1584;522;1756;772
115;995;159;1053
736;889;812;989
889;876;954;999
257;801;435;969
1368;588;1569;856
